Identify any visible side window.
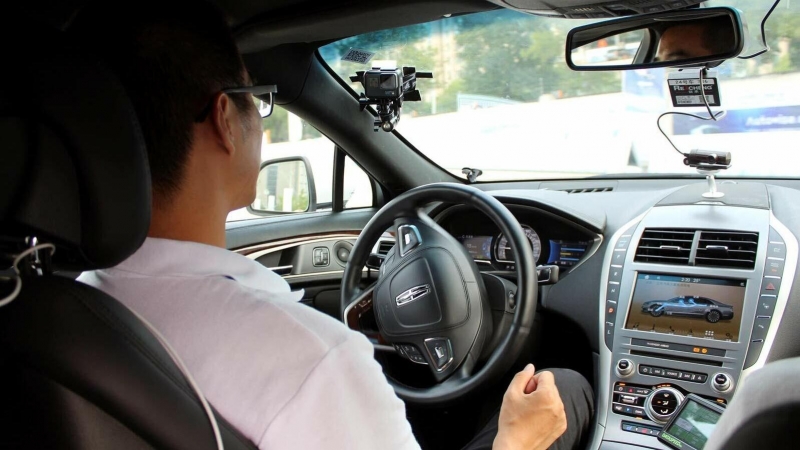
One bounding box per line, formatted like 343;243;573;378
227;107;374;221
343;156;373;210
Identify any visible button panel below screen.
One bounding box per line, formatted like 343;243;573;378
639;365;708;383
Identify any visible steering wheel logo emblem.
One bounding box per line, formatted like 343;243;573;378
396;284;431;307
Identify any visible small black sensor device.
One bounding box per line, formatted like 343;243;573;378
363;68;402;99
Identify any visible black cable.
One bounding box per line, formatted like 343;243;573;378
738;0;782;60
657;110;726;156
699;68;716;121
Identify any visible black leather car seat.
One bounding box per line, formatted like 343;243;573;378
705;357;799;450
0;22;255;450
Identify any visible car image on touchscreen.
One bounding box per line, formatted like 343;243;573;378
641;297;735;323
625;274;746;341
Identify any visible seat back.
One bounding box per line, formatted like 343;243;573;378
705;357;799;450
0;19;254;450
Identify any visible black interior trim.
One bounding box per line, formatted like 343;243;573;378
333;146;346;212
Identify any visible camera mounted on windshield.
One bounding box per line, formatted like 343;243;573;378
350;67;433;132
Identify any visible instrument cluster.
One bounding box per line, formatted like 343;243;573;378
439;205;597;274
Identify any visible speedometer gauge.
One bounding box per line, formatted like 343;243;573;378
494;225;541;264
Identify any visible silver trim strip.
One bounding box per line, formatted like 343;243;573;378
283;267;368;280
243;235;357;260
397;224;422;257
591;212;648;450
245;234;395;262
342;289;365;324
423;337;455;372
741;213;798;382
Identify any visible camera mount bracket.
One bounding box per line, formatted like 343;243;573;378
351;67;432;132
683;150;732;198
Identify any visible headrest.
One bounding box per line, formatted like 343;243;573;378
0;23;151;270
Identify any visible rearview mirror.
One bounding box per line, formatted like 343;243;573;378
566;7;745;71
248;157;317;215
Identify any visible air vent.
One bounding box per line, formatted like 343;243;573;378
695;231;758;269
562;187;613;194
377;241;394;256
635;229;693;265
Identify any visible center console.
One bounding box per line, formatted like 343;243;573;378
594;204;797;450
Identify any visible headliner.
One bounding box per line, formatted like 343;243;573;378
17;0;697;53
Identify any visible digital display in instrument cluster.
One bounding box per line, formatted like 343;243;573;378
548;240;592;269
456;235;493;261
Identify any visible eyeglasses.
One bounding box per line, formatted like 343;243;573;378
194;84;278;123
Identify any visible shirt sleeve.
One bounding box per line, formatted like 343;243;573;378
257;332;421;450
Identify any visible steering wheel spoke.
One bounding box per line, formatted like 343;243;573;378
342;284;387;345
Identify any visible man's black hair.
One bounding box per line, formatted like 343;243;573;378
71;0;253;201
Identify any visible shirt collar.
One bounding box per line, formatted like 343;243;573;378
112;237;302;299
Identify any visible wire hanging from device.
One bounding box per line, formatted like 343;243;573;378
737;0;782;60
658;68;726;157
656;111;726;157
0;243;56;308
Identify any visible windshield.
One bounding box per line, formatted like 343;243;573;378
319;0;800;181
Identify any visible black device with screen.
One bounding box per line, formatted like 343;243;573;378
658;394;726;450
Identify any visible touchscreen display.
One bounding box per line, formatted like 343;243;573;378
661;397;722;450
625;273;746;342
456;235;493;261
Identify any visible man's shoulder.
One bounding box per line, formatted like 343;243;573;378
242;284;362;351
79;265;364;357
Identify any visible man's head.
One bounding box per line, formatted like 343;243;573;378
72;0;263;211
656;16;736;62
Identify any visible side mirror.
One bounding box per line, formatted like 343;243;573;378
248;157;317;216
566;7;745;71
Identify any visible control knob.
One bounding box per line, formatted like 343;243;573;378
646;387;685;424
616;359;634;378
712;372;733;393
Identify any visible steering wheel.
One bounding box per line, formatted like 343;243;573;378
341;183;537;406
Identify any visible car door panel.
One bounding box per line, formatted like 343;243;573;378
226;208;378;250
227;209;391;319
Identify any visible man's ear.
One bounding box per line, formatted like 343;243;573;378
209;92;237;156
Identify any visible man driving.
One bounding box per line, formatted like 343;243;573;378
73;1;594;449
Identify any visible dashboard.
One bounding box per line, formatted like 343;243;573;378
435;205;599;275
233;177;800;450
424;182;800;450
